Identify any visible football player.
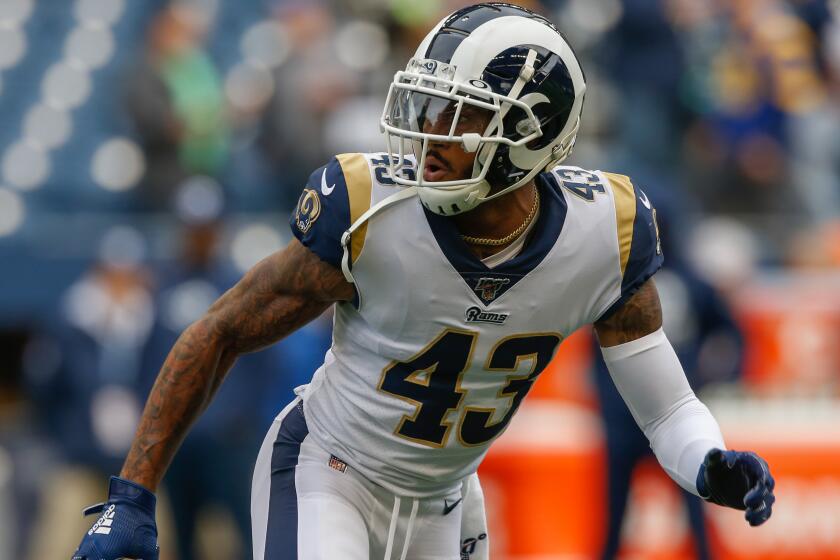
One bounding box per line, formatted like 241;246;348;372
72;4;775;560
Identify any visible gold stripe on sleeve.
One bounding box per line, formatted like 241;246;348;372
336;153;373;264
604;172;636;277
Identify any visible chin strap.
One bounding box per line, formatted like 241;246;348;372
488;48;537;133
340;187;419;291
508;49;537;110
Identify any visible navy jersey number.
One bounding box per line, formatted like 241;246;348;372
379;329;473;447
555;169;605;201
379;330;561;447
459;334;561;446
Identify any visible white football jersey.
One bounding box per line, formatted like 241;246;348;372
289;153;661;497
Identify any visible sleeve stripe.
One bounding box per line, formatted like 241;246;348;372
336;153;373;264
605;172;637;278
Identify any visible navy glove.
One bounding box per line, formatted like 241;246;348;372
697;448;775;526
71;476;159;560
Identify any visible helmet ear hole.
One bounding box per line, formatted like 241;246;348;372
524;92;570;151
515;119;537;137
502;105;528;141
527;113;561;150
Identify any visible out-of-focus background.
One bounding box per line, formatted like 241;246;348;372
0;0;837;558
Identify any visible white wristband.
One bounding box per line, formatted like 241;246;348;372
600;328;726;495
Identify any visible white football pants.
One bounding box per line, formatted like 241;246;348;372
251;397;489;560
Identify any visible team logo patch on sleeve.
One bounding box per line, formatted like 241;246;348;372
294;188;321;234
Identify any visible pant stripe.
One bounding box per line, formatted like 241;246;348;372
252;398;309;560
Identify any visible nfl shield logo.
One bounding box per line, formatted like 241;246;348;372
473;277;510;302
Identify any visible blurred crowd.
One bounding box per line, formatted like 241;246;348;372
0;0;837;558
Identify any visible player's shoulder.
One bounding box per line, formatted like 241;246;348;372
291;152;407;270
290;153;369;269
543;162;662;304
542;165;662;320
542;163;642;204
305;153;374;200
296;151;382;219
307;151;416;194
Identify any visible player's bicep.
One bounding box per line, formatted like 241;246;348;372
594;278;663;347
208;238;353;354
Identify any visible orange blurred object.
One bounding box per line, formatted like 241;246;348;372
479;402;606;559
732;273;840;396
480;400;840;560
528;326;597;407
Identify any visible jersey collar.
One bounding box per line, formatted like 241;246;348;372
422;173;568;306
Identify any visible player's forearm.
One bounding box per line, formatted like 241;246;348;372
601;327;726;494
120;318;237;491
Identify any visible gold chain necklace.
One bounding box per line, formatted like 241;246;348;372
461;187;540;247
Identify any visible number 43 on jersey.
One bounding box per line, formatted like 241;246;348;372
378;329;561;448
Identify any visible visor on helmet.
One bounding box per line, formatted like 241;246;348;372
388;89;494;139
380;60;544;189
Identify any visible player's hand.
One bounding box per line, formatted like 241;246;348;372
697;448;775;526
71;476;159;560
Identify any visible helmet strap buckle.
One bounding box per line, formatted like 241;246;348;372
518;63;535;82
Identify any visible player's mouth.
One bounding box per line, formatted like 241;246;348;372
423;151;452;182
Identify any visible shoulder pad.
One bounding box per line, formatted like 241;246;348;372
290;154;373;269
598;171;664;319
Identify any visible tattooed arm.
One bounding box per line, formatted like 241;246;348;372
120;239;354;491
593;277;663;346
